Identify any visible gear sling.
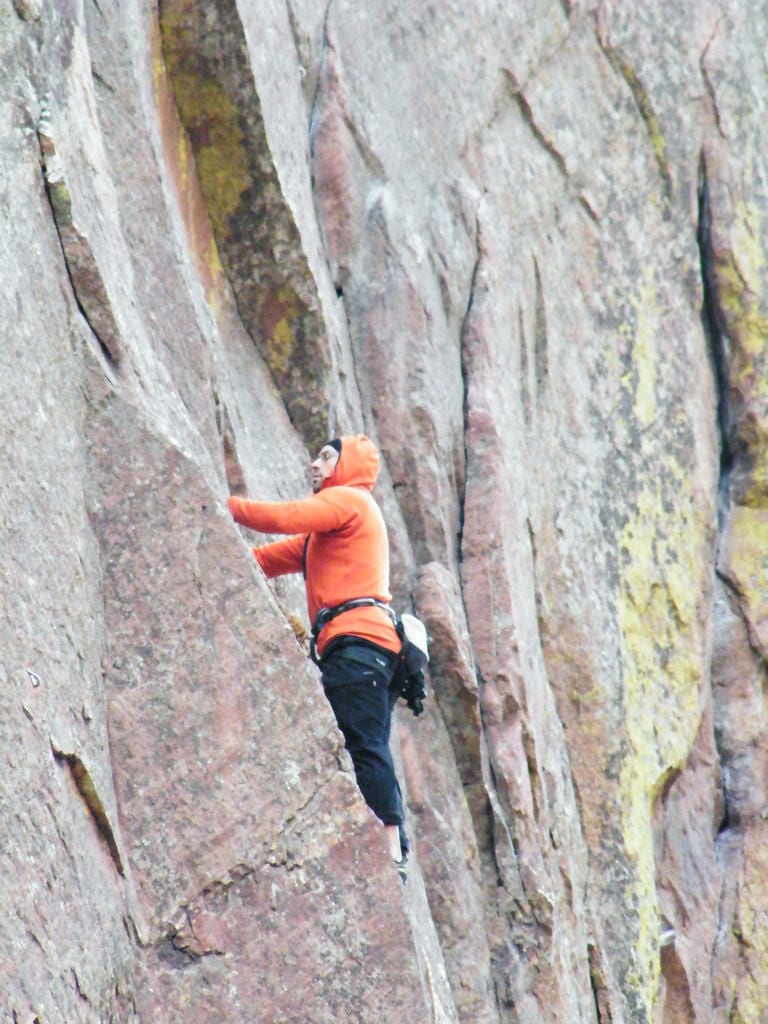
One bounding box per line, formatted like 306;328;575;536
309;597;429;717
302;535;429;715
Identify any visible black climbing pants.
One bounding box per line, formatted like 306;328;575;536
320;640;407;850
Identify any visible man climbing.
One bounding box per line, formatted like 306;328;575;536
227;434;410;875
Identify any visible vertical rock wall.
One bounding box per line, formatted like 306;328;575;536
2;0;766;1022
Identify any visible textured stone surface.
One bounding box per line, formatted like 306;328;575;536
2;0;768;1021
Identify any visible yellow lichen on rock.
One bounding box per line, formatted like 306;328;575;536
269;317;296;372
717;200;767;356
159;1;251;241
713;203;768;477
728;822;768;1024
714;197;768;648
203;236;227;318
612;273;710;1016
167;71;251;241
151;9;229;317
259;285;302;376
721;504;768;657
616;468;705;1013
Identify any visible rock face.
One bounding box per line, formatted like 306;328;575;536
2;1;766;1021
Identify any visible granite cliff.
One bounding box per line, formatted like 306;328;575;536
2;0;767;1021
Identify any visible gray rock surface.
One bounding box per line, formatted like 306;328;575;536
2;0;767;1021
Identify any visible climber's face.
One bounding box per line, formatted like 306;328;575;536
310;444;340;493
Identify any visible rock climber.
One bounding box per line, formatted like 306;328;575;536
227;434;410;875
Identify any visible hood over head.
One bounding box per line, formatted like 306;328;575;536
320;434;380;491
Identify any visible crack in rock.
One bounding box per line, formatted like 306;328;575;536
595;31;673;203
12;0;42;21
699;17;727;141
37;102;122;367
158;0;332;451
508;80;600;224
51;742;125;877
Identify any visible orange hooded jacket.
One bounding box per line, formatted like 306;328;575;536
227;435;400;658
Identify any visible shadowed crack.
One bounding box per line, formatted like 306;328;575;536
456;221;557;1011
595;32;672;203
12;0;42;22
700;18;727;141
156;773;350;968
457;236;481;555
157;925;226;968
696;152;733;489
515;88;569;178
51;743;125;877
532;255;549;394
508;81;600;224
158;0;332;451
71;967;90;1004
214;393;247;497
588;942;610;1024
38;105;121;368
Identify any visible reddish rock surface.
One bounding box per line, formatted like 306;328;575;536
2;1;767;1022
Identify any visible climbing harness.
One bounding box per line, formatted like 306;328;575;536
309;597;396;663
310;597;430;716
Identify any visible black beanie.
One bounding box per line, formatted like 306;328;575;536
325;438;342;455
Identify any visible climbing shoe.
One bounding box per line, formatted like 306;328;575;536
393;851;408;887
